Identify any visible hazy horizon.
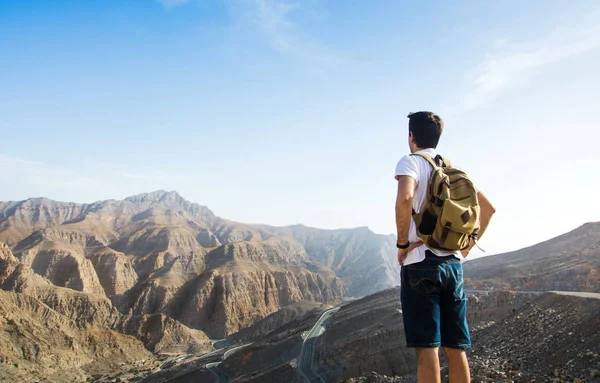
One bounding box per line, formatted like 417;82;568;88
0;188;593;259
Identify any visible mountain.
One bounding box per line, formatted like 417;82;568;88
0;242;212;353
463;222;600;292
0;191;398;341
0;287;153;383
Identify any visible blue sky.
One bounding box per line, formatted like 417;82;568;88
1;0;599;256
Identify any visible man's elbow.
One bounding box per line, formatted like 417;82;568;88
477;191;496;215
396;193;413;208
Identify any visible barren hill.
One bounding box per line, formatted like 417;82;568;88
0;242;212;350
464;222;600;292
0;289;153;383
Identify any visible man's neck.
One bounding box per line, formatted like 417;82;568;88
411;146;431;154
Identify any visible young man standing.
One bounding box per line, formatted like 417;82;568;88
394;111;496;383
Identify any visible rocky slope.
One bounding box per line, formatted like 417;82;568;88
345;293;600;383
140;306;326;383
468;293;600;383
114;238;346;338
0;198;86;246
0;242;212;377
226;301;327;344
464;222;600;292
268;225;399;297
313;288;536;382
0;289;153;383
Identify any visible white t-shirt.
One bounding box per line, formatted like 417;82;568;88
394;148;458;266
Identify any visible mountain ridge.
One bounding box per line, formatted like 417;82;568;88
464;221;600;292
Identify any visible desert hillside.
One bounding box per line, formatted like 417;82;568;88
464;222;600;292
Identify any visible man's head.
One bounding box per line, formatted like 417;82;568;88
407;111;444;153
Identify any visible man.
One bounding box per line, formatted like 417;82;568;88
394;111;496;383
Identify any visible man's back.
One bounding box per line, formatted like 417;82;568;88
394;147;456;266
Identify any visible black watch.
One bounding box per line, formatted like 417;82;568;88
396;241;410;249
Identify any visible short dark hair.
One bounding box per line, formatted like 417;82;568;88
407;111;444;149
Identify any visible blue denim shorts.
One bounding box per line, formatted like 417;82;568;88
400;251;470;349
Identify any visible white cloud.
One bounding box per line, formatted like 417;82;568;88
157;0;193;8
251;0;298;53
0;154;44;166
460;20;600;111
246;0;339;64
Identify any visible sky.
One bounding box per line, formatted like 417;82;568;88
1;0;599;257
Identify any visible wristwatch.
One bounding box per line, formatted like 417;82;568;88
396;241;410;249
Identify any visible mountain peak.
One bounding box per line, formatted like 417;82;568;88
22;197;55;206
576;221;600;233
125;190;185;204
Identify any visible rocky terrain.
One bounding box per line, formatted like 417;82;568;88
135;287;599;383
0;191;399;381
314;288;539;382
464;222;600;292
226;301;328;345
1;192;599;382
139;306;326;383
0;289;154;383
345;293;600;383
468;293;600;383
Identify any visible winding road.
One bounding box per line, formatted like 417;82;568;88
467;289;600;299
206;362;230;383
550;290;600;299
298;307;340;383
205;343;251;382
224;343;252;359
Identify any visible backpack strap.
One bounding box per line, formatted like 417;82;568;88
411;152;444;168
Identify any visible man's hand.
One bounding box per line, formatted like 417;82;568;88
460;238;475;258
397;241;424;266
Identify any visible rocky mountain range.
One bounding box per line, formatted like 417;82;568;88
0;190;398;377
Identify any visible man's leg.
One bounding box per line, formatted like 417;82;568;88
443;347;470;383
416;347;441;383
400;258;443;381
440;259;471;383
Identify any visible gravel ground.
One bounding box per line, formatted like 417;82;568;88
346;293;600;383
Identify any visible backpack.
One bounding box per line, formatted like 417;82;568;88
411;153;480;252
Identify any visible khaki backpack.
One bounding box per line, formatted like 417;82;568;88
411;153;480;252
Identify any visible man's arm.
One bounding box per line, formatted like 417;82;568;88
395;175;416;244
476;191;496;240
462;190;496;257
